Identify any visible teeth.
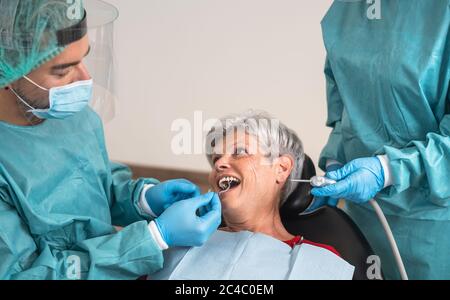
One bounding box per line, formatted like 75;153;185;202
218;176;240;190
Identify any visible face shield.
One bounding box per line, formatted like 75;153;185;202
83;0;119;123
0;0;118;124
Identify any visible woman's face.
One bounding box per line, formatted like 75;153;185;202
208;132;292;216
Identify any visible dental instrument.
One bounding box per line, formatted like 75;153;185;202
290;176;337;187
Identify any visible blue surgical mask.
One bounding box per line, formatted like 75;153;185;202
11;76;93;119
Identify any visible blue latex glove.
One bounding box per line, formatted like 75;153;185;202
145;179;201;216
311;157;385;203
305;163;342;212
155;192;222;247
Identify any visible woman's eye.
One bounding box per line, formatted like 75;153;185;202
234;147;248;156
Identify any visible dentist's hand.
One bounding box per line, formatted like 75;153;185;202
305;163;342;212
145;179;201;216
155;192;222;247
311;157;385;204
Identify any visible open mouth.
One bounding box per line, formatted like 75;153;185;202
217;176;241;192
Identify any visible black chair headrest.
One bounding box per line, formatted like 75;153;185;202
280;154;316;217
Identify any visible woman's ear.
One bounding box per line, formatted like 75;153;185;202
275;155;294;184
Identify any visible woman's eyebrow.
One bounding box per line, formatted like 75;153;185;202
51;46;91;71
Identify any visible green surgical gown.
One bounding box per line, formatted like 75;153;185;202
0;108;163;279
320;0;450;279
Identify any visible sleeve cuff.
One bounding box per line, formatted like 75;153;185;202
326;159;343;169
377;155;393;188
139;184;157;218
148;221;169;250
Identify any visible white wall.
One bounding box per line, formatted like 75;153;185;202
103;0;333;173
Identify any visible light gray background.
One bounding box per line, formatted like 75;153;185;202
103;0;334;172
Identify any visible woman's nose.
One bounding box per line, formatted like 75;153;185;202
215;156;231;172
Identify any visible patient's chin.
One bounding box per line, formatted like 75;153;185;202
220;195;244;213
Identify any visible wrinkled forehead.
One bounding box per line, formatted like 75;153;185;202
209;128;272;156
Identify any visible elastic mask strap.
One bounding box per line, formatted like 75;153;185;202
23;76;49;91
9;87;36;110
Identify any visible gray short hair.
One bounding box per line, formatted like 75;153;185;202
205;109;304;206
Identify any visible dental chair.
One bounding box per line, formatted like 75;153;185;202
280;155;382;280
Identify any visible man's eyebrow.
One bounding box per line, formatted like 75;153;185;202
51;46;91;71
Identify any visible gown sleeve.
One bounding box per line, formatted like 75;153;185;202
383;91;450;206
109;162;160;226
0;193;164;280
319;57;347;170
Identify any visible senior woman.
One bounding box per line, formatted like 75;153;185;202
150;110;355;280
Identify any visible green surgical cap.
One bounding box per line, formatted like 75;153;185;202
0;0;86;88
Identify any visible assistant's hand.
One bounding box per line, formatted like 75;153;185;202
155;192;222;247
145;179;201;216
311;157;385;204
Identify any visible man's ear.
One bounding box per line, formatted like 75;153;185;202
275;155;294;184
